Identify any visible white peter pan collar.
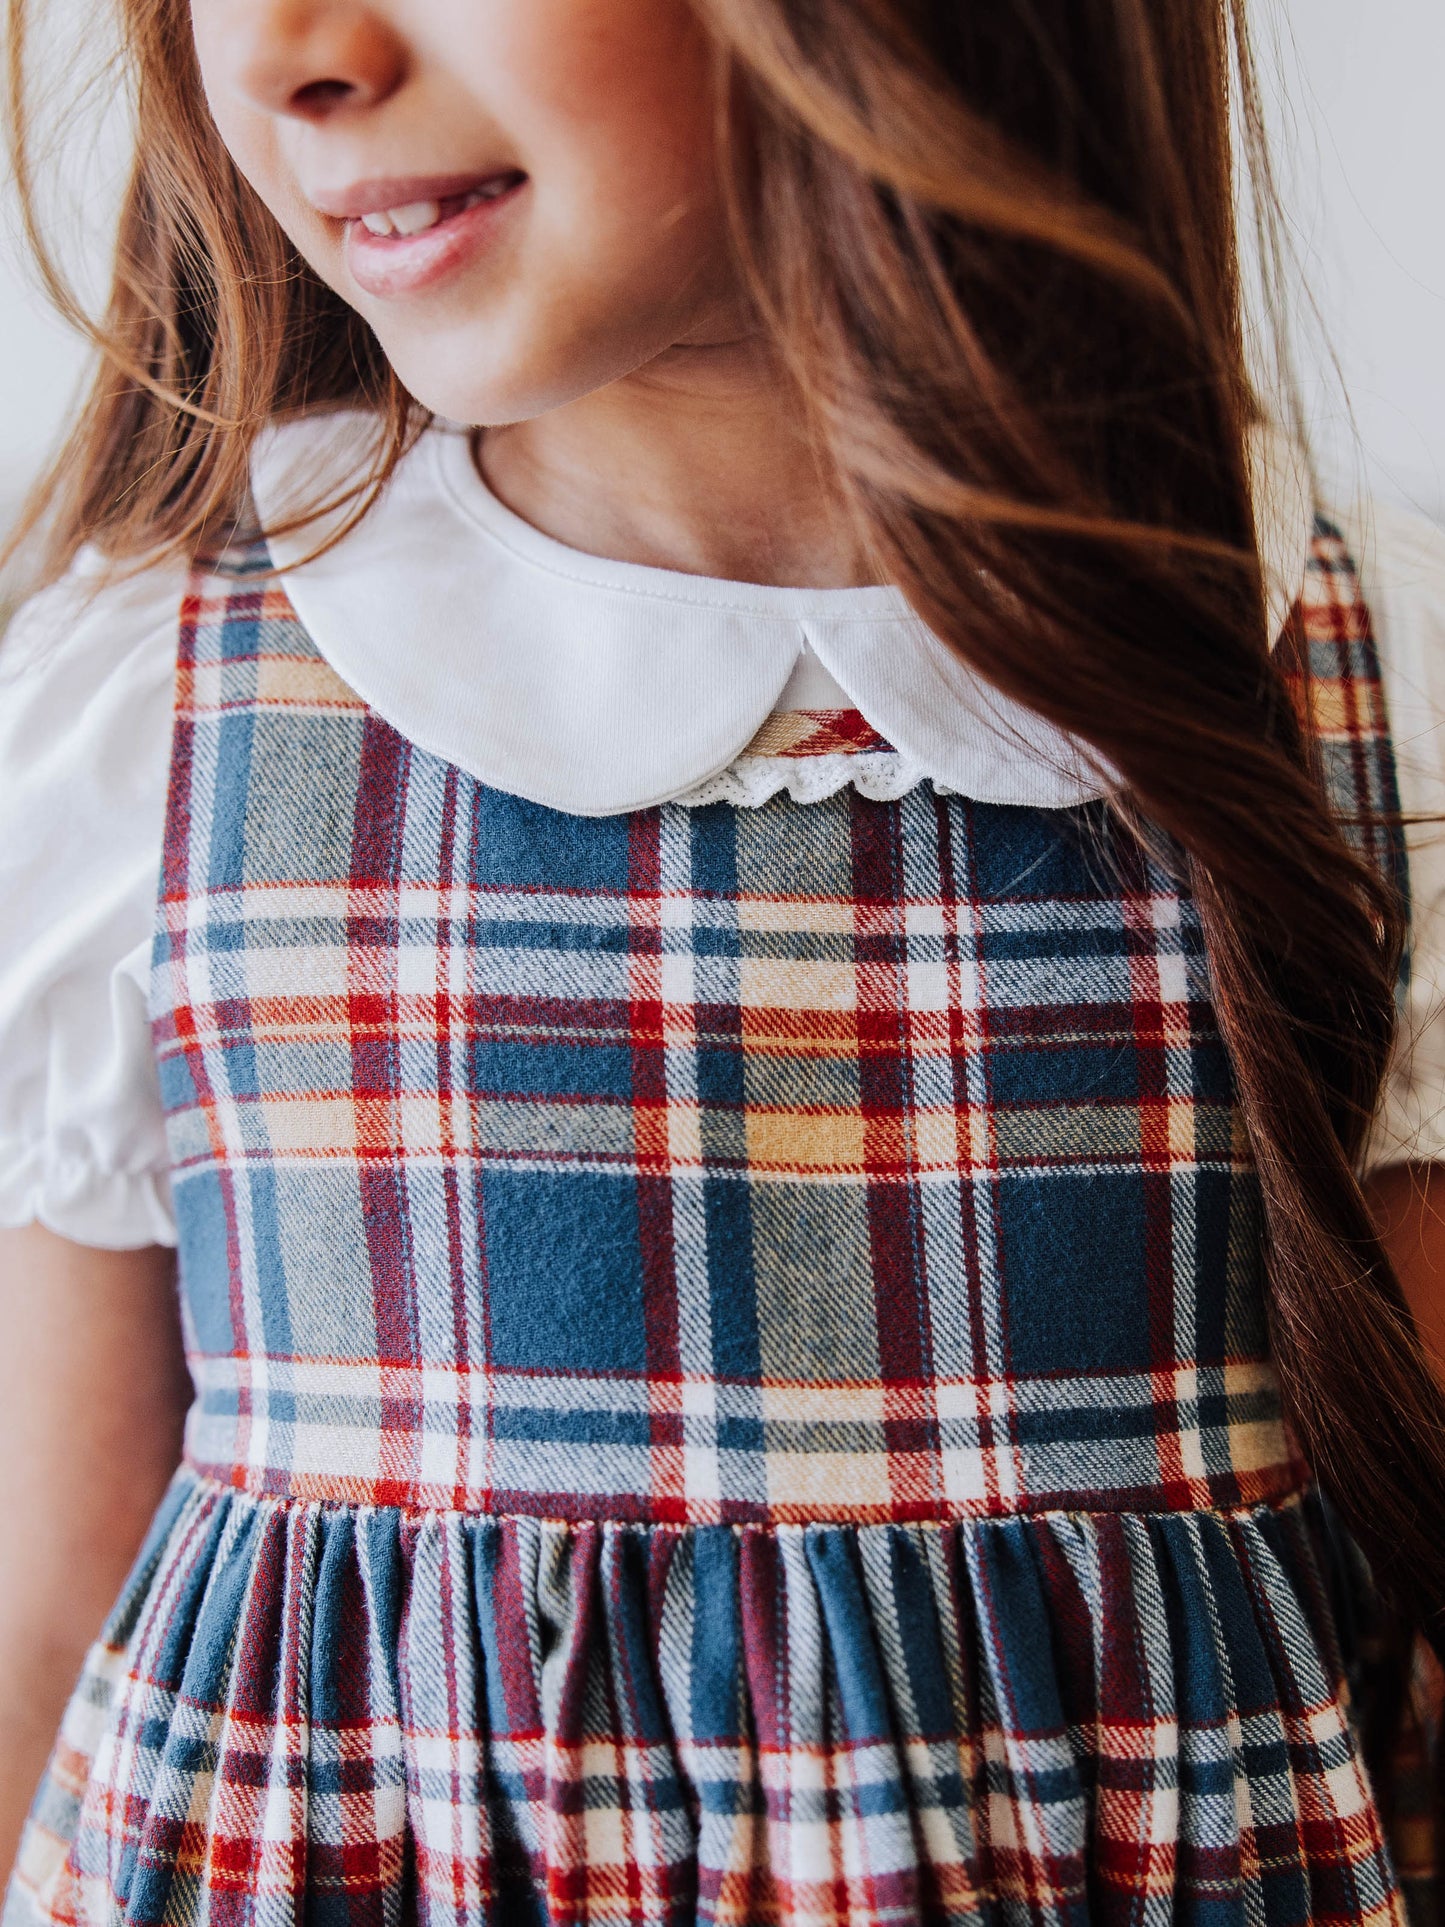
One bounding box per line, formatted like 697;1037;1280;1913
252;410;1313;818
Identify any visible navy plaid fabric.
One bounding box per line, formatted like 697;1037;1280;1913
6;520;1411;1927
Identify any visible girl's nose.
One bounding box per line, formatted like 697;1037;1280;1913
223;0;408;122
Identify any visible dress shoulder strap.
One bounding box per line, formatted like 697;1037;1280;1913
1279;517;1409;891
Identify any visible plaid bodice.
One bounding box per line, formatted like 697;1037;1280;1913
147;521;1402;1530
10;520;1414;1927
156;579;1260;1528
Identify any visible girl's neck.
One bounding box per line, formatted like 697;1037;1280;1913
476;338;876;590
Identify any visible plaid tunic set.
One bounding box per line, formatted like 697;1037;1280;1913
7;522;1416;1927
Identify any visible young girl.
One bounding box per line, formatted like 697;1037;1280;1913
4;1;1445;1921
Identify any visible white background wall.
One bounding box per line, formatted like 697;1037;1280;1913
1261;0;1444;522
2;0;1442;559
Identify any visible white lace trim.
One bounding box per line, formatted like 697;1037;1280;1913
675;751;954;808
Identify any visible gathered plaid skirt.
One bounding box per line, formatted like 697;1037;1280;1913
5;524;1422;1926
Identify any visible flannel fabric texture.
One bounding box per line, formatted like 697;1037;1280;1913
5;520;1416;1927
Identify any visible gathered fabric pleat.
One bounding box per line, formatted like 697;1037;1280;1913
7;1475;1401;1927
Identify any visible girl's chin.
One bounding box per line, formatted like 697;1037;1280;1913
378;335;614;433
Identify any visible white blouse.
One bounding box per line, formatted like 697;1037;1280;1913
1;412;1443;1249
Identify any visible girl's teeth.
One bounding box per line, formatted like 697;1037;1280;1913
355;182;517;239
388;199;441;235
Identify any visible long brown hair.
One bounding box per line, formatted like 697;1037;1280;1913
8;0;1443;1646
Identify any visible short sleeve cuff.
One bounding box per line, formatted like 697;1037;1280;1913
0;1143;178;1250
1363;1081;1445;1176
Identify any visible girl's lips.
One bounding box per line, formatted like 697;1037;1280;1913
343;174;528;299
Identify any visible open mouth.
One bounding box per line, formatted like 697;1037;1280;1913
341;170;529;297
353;171;528;240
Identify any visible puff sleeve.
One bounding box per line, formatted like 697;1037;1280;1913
0;548;187;1247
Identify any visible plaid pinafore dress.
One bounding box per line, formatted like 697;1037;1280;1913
7;523;1424;1927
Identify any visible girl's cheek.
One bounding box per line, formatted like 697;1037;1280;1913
209;104;330;279
188;19;318;255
